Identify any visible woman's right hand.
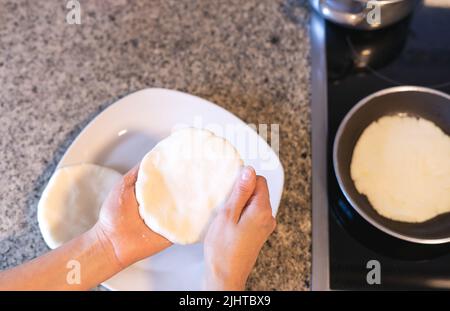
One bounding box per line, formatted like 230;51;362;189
203;166;277;290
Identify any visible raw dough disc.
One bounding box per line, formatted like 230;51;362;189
136;128;243;245
351;115;450;223
38;164;122;249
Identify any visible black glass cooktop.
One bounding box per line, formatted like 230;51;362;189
326;3;450;290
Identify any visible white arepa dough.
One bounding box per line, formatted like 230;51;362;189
38;164;122;249
136;128;243;244
351;115;450;223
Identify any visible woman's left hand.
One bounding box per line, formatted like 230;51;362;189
95;165;172;268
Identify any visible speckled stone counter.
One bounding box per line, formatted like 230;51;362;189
0;0;311;290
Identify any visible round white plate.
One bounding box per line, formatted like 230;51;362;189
57;88;284;291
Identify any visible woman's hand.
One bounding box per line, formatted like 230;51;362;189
0;165;171;290
95;165;172;268
204;166;276;290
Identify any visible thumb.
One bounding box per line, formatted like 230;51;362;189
123;164;140;188
223;166;256;223
116;164;140;208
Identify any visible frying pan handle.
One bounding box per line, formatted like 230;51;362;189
319;0;366;26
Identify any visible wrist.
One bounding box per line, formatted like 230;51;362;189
90;223;127;271
204;266;246;291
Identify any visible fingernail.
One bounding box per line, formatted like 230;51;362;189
241;166;254;181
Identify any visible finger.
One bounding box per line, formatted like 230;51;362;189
123;164;140;188
223;166;256;223
119;164;140;206
240;176;272;219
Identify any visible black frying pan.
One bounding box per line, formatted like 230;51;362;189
334;86;450;244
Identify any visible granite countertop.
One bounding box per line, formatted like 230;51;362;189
0;0;311;290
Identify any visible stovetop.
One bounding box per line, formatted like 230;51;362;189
311;2;450;290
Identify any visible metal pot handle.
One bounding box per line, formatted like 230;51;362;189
319;0;366;26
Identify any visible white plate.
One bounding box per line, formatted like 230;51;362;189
57;88;284;291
